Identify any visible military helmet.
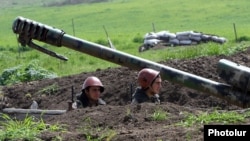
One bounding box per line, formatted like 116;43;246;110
138;68;160;89
82;76;104;92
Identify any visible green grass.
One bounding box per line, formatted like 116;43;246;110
1;0;250;78
0;113;66;141
151;108;168;121
176;110;250;127
79;117;117;141
36;83;59;96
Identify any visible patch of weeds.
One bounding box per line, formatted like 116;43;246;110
126;107;131;115
185;131;192;141
95;38;108;46
25;93;32;99
51;135;63;141
176;110;247;127
37;83;59;96
226;42;250;55
123;107;138;122
79;117;117;141
0;113;66;141
150;108;168;121
237;36;250;42
132;33;143;43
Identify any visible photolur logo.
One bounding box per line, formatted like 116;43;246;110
204;125;250;141
208;129;247;136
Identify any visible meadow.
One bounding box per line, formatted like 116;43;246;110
1;0;250;77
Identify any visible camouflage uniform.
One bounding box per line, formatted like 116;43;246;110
76;92;106;108
131;87;160;104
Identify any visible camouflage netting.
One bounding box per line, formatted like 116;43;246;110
139;30;227;52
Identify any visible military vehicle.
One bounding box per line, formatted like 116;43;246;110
12;16;250;108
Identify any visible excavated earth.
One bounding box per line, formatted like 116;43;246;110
1;46;250;141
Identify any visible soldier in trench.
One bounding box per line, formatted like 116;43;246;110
131;68;162;104
74;76;106;108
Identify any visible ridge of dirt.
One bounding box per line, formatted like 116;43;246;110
1;47;250;141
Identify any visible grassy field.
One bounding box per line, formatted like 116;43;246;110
1;0;250;77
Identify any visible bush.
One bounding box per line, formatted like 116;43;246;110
237;36;250;42
0;60;57;86
133;34;144;43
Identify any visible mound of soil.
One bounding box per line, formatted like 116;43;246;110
1;46;250;141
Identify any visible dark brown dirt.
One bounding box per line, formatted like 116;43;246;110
1;46;250;141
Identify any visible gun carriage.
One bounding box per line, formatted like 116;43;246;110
12;16;250;108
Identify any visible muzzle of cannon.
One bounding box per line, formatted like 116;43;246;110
12;16;250;108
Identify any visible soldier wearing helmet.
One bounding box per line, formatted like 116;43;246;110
131;68;162;104
75;76;106;108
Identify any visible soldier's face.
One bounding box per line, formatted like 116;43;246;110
150;77;162;94
87;86;101;101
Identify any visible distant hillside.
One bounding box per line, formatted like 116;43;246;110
44;0;109;7
0;0;109;8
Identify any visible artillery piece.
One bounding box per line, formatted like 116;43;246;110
12;16;250;108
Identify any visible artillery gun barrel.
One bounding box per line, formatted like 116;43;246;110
12;16;250;108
